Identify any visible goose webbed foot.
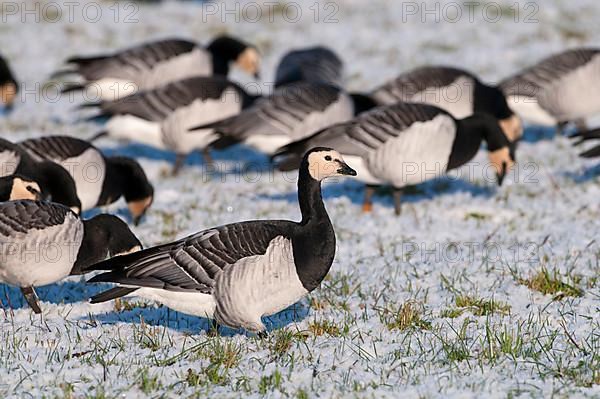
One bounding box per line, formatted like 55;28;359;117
393;188;403;216
362;185;376;213
20;286;42;314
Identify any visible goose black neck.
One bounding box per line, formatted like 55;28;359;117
297;161;328;225
349;92;378;116
0;176;12;200
99;157;153;205
73;214;140;275
473;83;514;120
207;36;247;76
447;116;487;170
36;161;81;210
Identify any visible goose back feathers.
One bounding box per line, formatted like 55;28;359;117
275;46;344;87
205;82;376;154
500;48;600;125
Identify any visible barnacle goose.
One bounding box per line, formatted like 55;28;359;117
19;136;154;225
274;46;344;88
371;66;523;146
85;76;258;173
56;35;260;101
0;54;18;110
0;200;141;313
0;138;81;213
191;82;377;155
87;148;356;336
500;48;600;132
274;102;514;215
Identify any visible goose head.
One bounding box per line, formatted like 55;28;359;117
305;147;357;181
8;176;41;201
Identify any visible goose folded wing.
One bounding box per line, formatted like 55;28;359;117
96;76;237;121
87;220;294;293
0;201;71;237
500;48;600;95
19;136;91;162
210;82;343;141
69;39;197;81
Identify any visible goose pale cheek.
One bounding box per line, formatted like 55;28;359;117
128;196;153;225
499;115;524;143
488;147;515;184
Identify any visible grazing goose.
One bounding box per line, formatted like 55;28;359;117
192;82;377;155
274;102;514;215
371;66;523;145
19;136;154;225
0;54;18;110
0;138;81;213
274;46;344;88
87;148;357;336
0;175;41;201
87;76;258;173
0;200;141;313
500;48;600;132
56;36;260;101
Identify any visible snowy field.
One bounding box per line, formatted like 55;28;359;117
1;0;600;397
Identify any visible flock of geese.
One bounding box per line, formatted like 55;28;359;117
0;35;599;336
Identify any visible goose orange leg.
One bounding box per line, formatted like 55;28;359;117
393;187;403;216
362;185;376;213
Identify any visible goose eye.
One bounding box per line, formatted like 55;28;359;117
324;155;332;161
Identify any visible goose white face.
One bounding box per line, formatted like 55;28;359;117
10;178;41;201
128;195;153;226
307;150;357;181
236;48;260;77
499;114;523;143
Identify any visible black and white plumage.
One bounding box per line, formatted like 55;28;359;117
0;54;18;110
371;66;523;144
87;148;357;335
0;138;81;213
86;76;259;173
500;48;600;130
274;102;514;215
0;200;141;313
57;36;260;101
274;46;344;88
19;136;154;225
194;82;377;155
0;175;41;202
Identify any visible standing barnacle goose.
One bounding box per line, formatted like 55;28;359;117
274;102;514;215
19;136;154;225
0;200;141;313
499;48;600;132
55;35;260;101
191;81;377;155
0;175;41;201
0;54;18;111
86;76;259;173
274;46;344;88
87;148;357;336
371;66;523;146
0;138;81;213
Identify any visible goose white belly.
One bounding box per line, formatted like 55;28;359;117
244;134;292;154
0;218;84;287
213;236;308;331
161;90;243;153
105;115;164;149
342;155;383;185
135;288;216;318
505;95;557;126
366;114;456;187
87;78;139;101
0;150;19;176
53;149;106;211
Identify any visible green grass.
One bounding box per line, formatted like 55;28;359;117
441;295;511;318
518;268;583;298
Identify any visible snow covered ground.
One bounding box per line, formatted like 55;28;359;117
1;0;600;397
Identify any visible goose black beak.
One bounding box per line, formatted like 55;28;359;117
337;161;357;176
496;161;507;186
